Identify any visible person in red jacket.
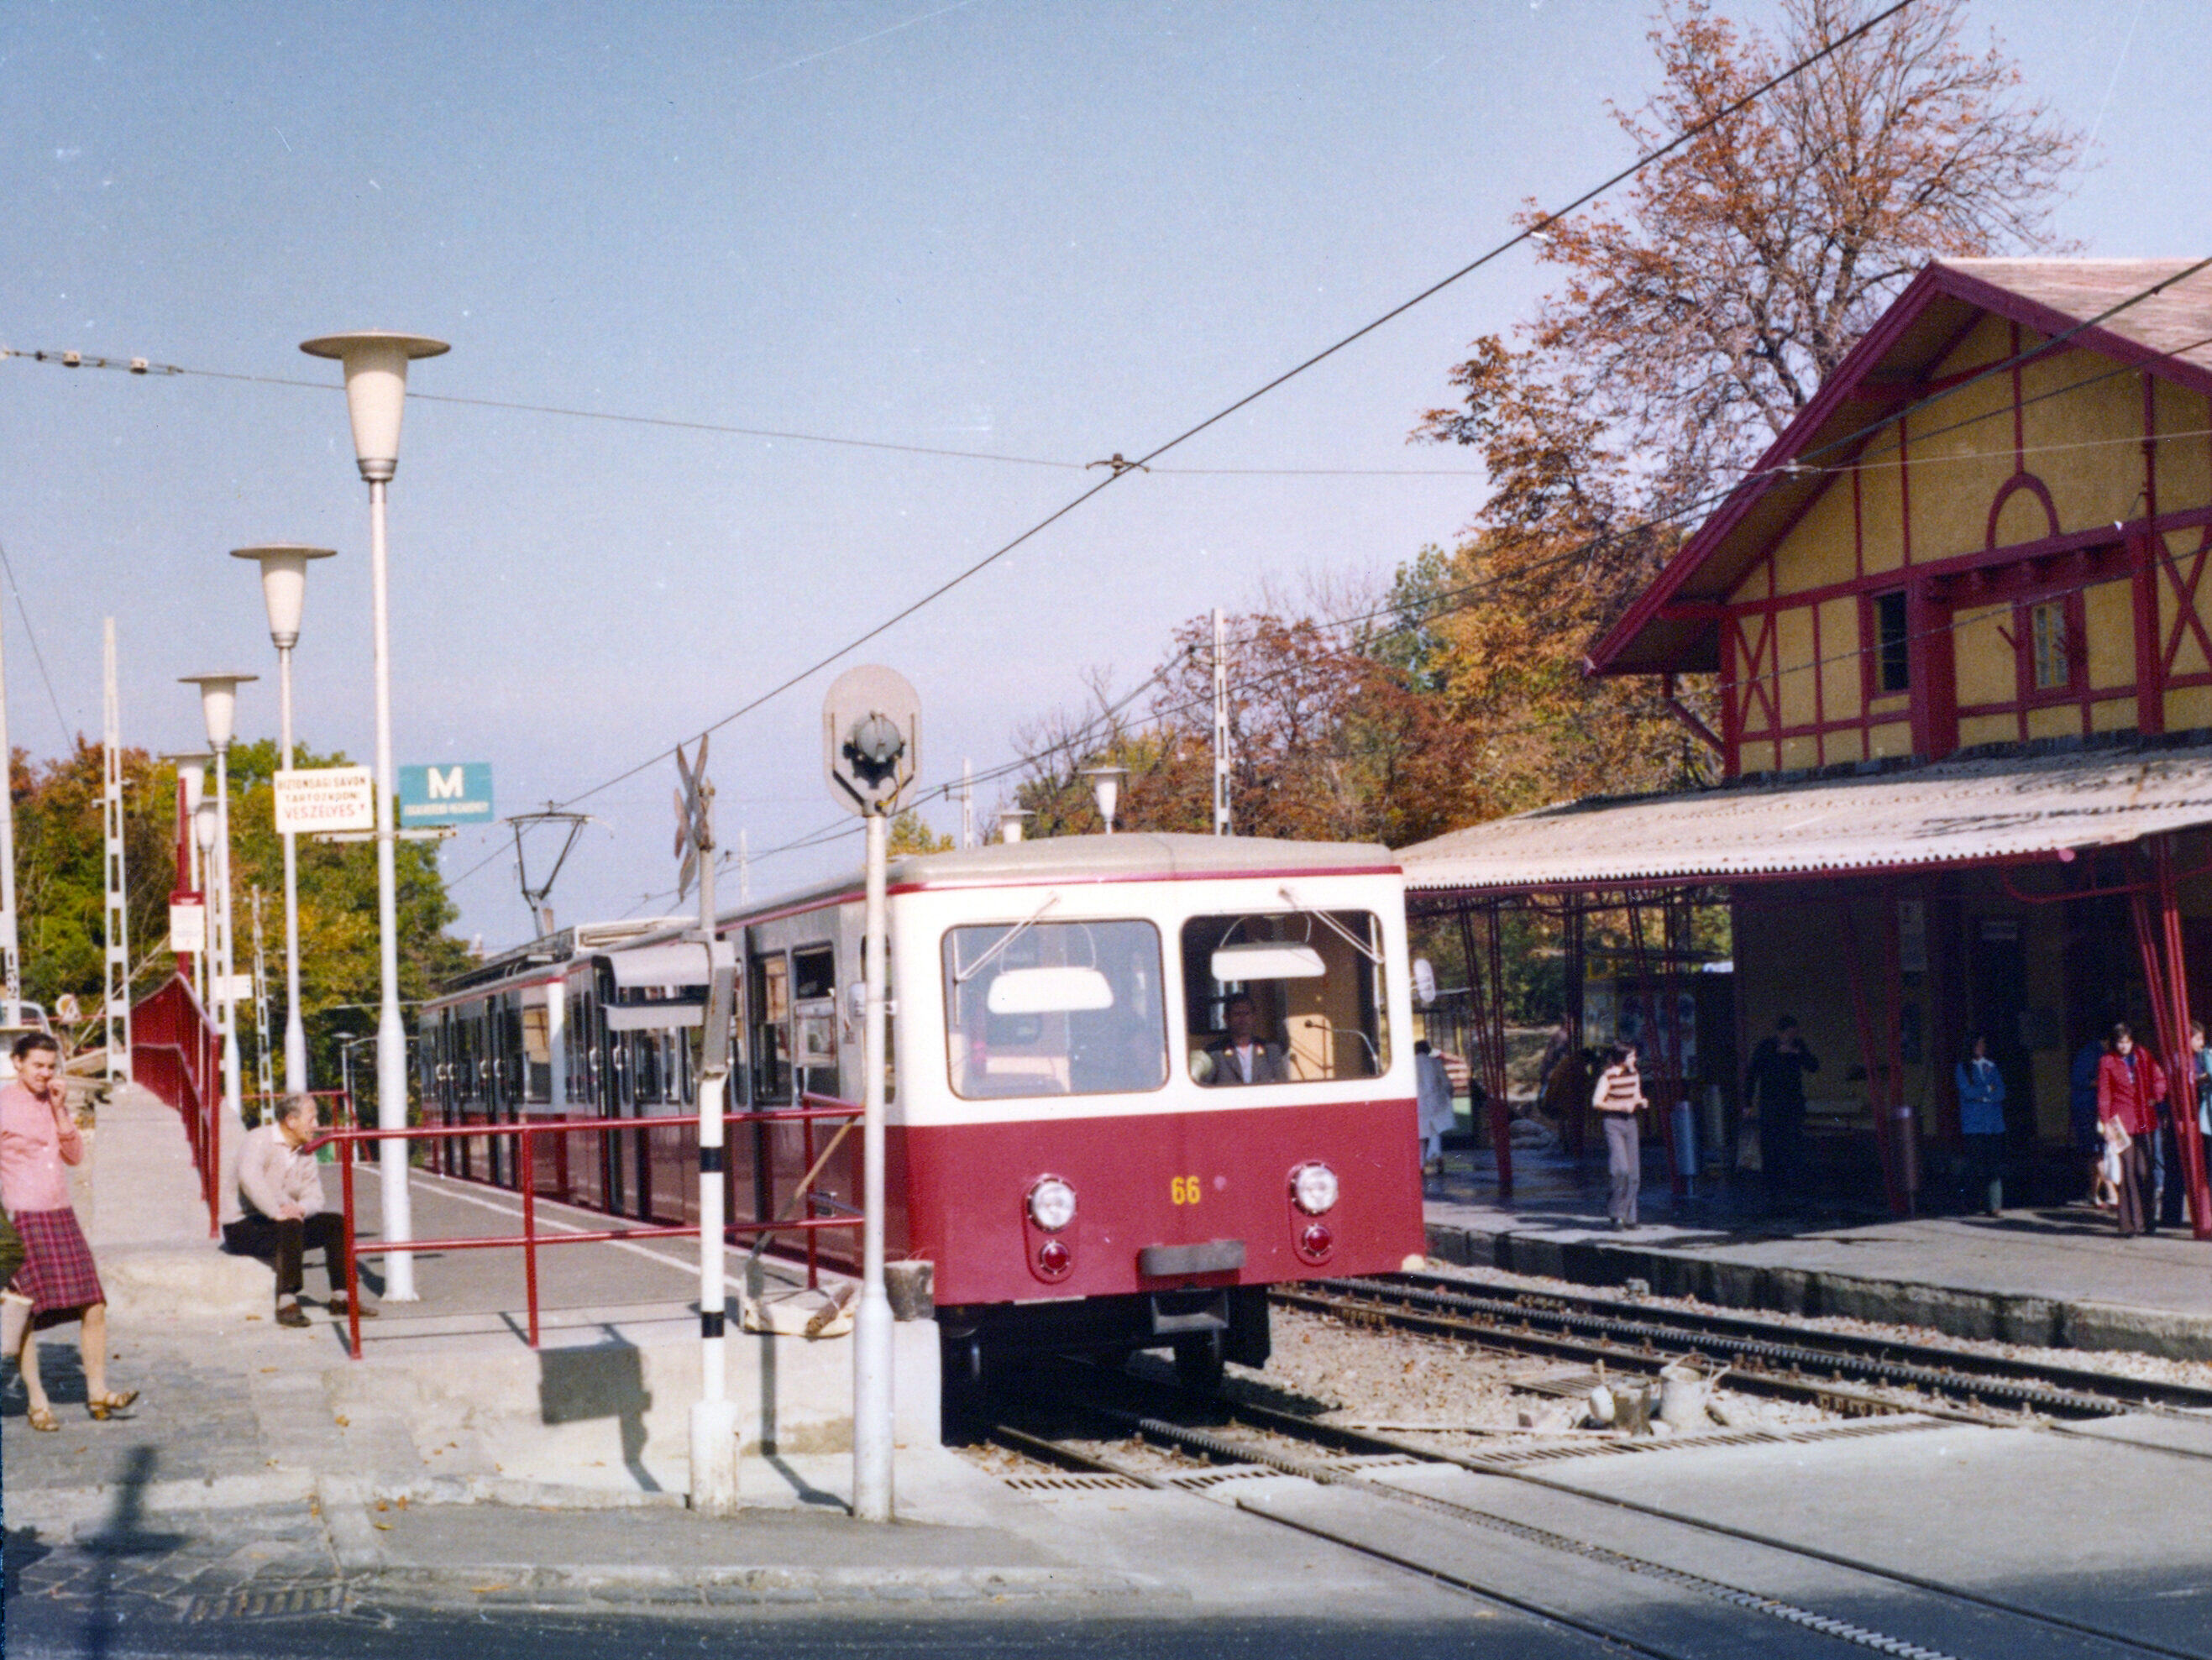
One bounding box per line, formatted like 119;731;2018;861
2098;1022;2167;1238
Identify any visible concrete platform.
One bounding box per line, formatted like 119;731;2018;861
1425;1149;2212;1358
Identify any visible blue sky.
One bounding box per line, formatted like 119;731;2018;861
2;1;2200;949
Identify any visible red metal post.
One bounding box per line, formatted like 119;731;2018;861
803;1113;820;1291
522;1125;540;1348
340;1128;361;1361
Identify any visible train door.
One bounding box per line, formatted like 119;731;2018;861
749;950;791;1229
432;1011;460;1176
569;982;610;1211
596;964;635;1216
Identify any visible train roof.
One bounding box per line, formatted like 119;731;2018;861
885;831;1398;890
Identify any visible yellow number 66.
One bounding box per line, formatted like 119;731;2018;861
1170;1174;1202;1206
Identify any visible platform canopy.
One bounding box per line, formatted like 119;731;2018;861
1398;736;2212;897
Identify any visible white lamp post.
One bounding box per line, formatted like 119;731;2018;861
1081;767;1125;835
179;673;257;1130
300;331;448;1303
232;546;337;1095
191;795;217;1011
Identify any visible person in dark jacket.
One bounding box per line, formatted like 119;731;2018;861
2098;1022;2167;1238
1745;1016;1819;1206
1954;1034;2006;1217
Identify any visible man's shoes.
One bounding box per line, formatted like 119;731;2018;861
275;1301;311;1329
328;1296;379;1320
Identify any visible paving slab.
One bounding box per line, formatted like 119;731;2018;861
1425;1149;2212;1357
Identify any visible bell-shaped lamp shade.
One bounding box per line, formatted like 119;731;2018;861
193;799;219;853
1081;766;1125;835
298;333;451;482
159;752;211;815
998;809;1032;845
230;546;337;649
178;672;259;751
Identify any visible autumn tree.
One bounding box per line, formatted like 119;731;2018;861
1417;0;2083;804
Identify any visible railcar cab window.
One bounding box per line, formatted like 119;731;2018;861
1183;911;1387;1086
942;919;1166;1098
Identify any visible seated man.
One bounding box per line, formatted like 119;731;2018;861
1199;993;1289;1087
219;1094;375;1328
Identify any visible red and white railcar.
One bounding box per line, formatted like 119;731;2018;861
421;833;1427;1385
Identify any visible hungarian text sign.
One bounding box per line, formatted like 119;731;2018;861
274;767;375;835
168;899;206;954
399;762;495;825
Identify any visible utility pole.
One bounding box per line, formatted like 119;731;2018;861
250;887;275;1103
102;620;131;1078
0;597;18;1024
960;758;974;850
675;738;740;1513
738;827;751;905
1212;607;1231;837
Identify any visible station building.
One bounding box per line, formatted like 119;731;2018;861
1400;259;2212;1234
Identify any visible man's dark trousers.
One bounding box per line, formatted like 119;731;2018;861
223;1212;349;1299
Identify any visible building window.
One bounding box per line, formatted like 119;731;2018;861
2030;600;2069;690
1874;590;1910;693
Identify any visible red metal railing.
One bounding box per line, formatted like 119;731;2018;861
128;974;223;1237
311;1093;865;1359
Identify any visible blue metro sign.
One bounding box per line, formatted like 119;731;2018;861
397;762;495;826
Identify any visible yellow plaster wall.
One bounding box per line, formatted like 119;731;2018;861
2085;579;2136;690
1869;720;1911;759
1952;604;2014;707
1729;553;1774;609
1780;734;1820;770
2021;345;2152;531
2091;695;2134;732
2167;684;2212;732
1906;354;2019;562
1772;478;1858;596
1990;482;2058;548
1775;606;1817;727
1958;713;2016;747
1823;725;1866;764
1819;597;1862;724
2151;378;2211;508
1741;738;1779;774
1858;458;1905;574
2025;704;2079;740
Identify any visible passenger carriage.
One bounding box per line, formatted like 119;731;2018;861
419;833;1428;1385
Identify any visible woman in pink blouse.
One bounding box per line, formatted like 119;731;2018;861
2;1031;136;1430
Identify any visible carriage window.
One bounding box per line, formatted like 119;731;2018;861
942;919;1166;1098
751;954;791;1103
1182;911;1388;1087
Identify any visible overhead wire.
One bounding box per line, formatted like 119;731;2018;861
0;532;77;745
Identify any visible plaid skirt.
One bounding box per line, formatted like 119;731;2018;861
9;1207;106;1316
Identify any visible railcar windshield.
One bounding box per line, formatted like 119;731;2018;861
942;919;1167;1098
1182;910;1388;1086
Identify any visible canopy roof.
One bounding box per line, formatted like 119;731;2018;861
1398;733;2212;897
1591;259;2212;677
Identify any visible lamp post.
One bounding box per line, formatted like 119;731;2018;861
301;331;448;1302
179;673;257;1130
161;751;212;997
191;798;217;1012
232;546;337;1094
1081;766;1125;835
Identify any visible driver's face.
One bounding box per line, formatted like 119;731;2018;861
18;1048;56;1093
1227;1001;1257;1045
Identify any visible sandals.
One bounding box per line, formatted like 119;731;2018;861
86;1390;139;1421
25;1403;57;1432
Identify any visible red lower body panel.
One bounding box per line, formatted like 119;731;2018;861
901;1097;1425;1307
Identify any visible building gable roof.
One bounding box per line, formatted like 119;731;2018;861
1588;259;2212;678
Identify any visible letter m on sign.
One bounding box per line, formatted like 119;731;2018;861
427;767;465;800
399;762;494;825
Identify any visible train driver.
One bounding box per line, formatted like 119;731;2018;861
1199;993;1289;1087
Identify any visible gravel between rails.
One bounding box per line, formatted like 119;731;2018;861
1415;1259;2212;1391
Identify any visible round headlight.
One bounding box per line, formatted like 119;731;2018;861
1026;1176;1077;1232
1290;1161;1339;1216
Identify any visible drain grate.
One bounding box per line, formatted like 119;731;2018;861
180;1584;348;1622
1467;1414;1946;1468
1001;1471;1151;1492
1167;1464;1282;1489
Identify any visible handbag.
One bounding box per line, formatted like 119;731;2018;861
2101;1143;2125;1186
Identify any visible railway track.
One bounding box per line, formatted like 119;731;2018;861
1273;1271;2212;1422
988;1363;2203;1660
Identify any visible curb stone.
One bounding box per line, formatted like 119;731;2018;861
1424;1219;2212;1360
354;1563;1180;1608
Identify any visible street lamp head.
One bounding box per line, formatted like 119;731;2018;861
229;546;337;649
193;799;218;853
1080;766;1126;835
997;809;1033;845
177;672;259;751
160;751;212;814
298;333;450;482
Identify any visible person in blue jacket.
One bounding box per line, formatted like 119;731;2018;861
1956;1033;2007;1217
